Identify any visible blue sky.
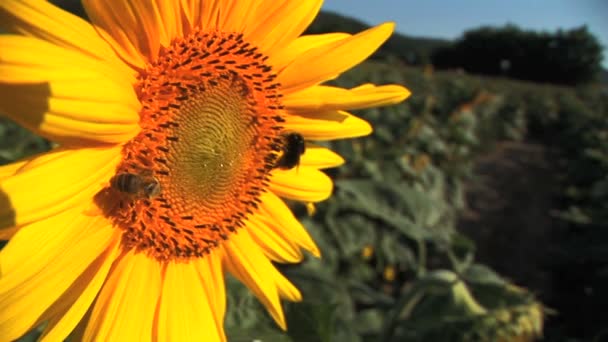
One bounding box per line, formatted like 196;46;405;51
322;0;608;68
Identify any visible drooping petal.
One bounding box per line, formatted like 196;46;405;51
284;110;372;141
83;250;161;341
246;214;303;263
272;268;302;302
284;84;411;112
227;230;302;303
0;0;131;75
39;239;120;342
0;146;121;230
0;211;116;341
269;167;333;202
258;191;320;258
157;261;225;342
278;22;395;93
223;230;286;329
194;251;226;340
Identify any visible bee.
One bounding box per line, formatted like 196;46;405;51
275;132;306;170
110;172;161;198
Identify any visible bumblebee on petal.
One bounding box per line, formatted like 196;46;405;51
275;132;306;170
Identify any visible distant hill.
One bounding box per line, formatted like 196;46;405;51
309;11;608;86
306;11;451;65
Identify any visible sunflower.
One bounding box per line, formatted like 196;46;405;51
0;0;409;340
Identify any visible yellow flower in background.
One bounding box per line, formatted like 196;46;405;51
0;0;409;340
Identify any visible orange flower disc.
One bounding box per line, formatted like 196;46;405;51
101;31;285;261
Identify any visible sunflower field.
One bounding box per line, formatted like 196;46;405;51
2;2;608;342
219;61;608;341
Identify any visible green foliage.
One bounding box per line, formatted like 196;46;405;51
0;117;52;164
432;25;605;85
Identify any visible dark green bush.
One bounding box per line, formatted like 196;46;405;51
432;25;604;85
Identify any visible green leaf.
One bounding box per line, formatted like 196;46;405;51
461;264;507;286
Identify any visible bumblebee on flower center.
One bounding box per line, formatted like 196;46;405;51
98;30;286;261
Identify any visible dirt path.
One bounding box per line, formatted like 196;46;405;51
457;141;565;337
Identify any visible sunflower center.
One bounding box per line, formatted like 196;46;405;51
98;31;285;261
164;77;255;211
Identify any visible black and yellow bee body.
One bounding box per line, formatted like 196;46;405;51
110;172;161;198
275;132;305;170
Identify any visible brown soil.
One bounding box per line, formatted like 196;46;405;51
457;141;564;335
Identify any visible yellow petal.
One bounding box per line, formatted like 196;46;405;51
278;22;395;93
194;252;226;340
82;0;151;68
83;250;161;341
216;0;257;34
0;88;140;145
199;0;221;31
40;239;119;342
270;167;333;202
0;159;29;180
233;229;302;302
0;36;140;145
0;34;136;95
0;227;18;241
0;212;115;341
247;214;303;263
269;33;351;72
0;150;83;226
284;110;372;141
179;0;202;32
273;269;302;302
223;230;286;329
157;261;225;342
1;205;96;275
155;0;184;46
0;150;71;182
244;0;323;56
9;149;71;174
0;146;121;230
301;144;345;169
0;0;130;75
258;191;320;258
284;84;411;112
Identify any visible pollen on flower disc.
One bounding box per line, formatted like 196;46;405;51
96;31;286;261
